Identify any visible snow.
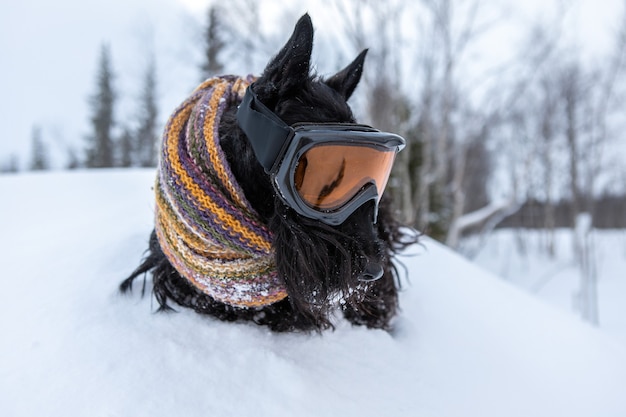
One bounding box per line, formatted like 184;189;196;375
472;227;626;345
1;169;626;417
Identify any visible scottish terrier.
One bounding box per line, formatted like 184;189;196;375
121;14;415;332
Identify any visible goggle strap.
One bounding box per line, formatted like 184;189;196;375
237;84;293;172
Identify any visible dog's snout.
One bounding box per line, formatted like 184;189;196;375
359;261;384;282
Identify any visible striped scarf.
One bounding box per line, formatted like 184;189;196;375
154;75;287;308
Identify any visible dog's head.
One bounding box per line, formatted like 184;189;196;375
221;14;368;221
218;14;402;328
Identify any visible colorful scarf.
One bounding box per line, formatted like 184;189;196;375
154;75;287;308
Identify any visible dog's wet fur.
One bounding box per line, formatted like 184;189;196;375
121;14;417;332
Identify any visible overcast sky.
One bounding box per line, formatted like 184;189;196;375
1;0;623;169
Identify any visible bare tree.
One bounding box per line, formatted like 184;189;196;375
200;6;226;80
574;213;599;325
539;74;560;257
417;0;521;246
135;53;159;167
570;7;626;325
325;0;535;244
214;0;273;73
326;0;422;226
560;63;584;221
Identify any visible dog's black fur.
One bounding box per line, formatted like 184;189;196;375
121;14;416;332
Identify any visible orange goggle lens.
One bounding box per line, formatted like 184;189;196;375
293;144;396;211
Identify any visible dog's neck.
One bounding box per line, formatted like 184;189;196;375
154;75;287;308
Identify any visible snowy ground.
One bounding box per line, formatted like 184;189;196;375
471;228;626;344
1;169;625;417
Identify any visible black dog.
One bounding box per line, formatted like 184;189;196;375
122;14;415;332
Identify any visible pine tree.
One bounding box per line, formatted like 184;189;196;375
29;125;49;171
0;154;19;173
200;6;225;80
66;147;81;170
119;127;134;168
86;44;116;168
135;55;159;167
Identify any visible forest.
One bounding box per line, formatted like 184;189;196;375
3;0;626;248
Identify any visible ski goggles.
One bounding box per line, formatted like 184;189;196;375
236;83;405;225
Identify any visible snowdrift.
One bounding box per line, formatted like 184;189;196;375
1;170;625;417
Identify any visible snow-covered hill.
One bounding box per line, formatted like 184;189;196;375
1;170;625;417
472;228;626;344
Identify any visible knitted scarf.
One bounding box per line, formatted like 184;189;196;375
154;75;287;308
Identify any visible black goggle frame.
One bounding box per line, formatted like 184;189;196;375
236;83;405;225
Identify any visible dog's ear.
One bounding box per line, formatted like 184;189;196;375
325;49;368;100
257;13;314;99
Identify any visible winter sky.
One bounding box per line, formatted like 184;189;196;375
1;0;623;168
